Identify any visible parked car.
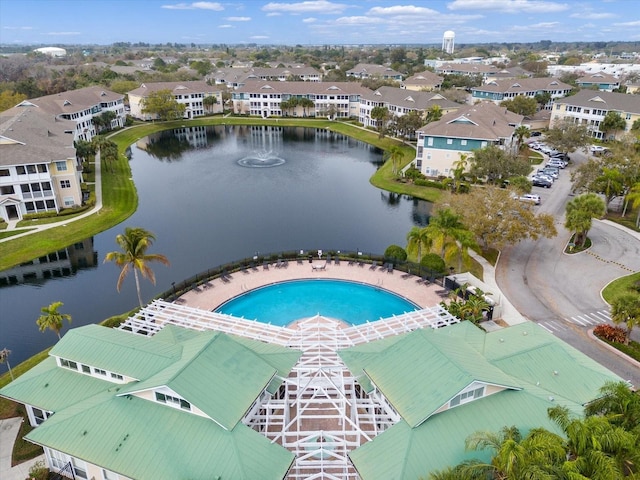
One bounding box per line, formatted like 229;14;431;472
530;131;542;137
538;169;558;179
530;142;543;150
550;153;569;162
547;159;567;169
532;177;553;188
590;145;607;154
518;194;541;205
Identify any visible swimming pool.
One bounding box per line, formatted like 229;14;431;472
215;279;419;326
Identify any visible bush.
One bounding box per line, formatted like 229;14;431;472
421;253;445;273
414;178;446;189
384;245;407;263
28;460;49;480
593;324;627;343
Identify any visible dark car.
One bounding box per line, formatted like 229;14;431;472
530;131;542;137
532;177;552;188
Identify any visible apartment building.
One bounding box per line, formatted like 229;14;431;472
551;90;640;140
0;104;83;222
128;81;223;120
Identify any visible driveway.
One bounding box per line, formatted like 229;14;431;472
496;146;640;387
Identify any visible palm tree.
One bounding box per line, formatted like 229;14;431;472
386;145;404;175
104;227;170;308
425;104;443;124
370;106;390;138
513;125;530;151
299;97;315;117
548;405;638;478
564;193;606;247
623;182;640;228
451;154;469;193
585;381;640;434
406;227;432;263
37;301;72;339
203;95;218;114
425;208;468;260
0;347;14;381
610;293;640;345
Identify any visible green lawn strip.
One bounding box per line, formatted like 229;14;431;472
597;337;640;363
0;229;37;240
601;272;640;303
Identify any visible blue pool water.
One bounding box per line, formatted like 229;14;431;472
215;279;419;326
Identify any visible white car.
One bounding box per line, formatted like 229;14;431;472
590;145;606;154
518;194;541;205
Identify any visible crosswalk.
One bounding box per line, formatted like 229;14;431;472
537;310;611;334
566;310;611;327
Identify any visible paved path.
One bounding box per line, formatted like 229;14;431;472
0;417;45;480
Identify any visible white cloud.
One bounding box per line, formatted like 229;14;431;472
250;35;269;39
367;5;440;16
226;16;251;21
334;16;384;25
447;0;569;14
614;20;640;27
44;31;81;36
510;21;560;30
570;12;616;19
262;1;349;15
218;24;234;28
3;26;34;30
266;12;281;16
303;17;317;23
161;2;224;10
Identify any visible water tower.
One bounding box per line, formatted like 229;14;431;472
442;30;455;54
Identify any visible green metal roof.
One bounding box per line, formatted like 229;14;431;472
341;326;521;427
346;321;622;479
51;324;181;380
118;329;296;430
350;389;577;480
26;391;294;480
0;357;111;412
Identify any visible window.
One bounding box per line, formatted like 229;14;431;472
103;469;120;480
461;139;467;146
27;165;36;174
55;161;68;171
0;169;9;177
110;372;124;381
94;368;107;376
38;164;48;173
450;386;484;407
64;197;74;206
60;358;78;370
447;138;453;145
16;166;26;175
60;180;71;189
81;364;91;374
155;391;191;410
427;137;434;146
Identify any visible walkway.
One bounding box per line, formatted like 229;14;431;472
0;417;45;480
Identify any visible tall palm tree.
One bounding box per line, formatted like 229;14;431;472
406;226;432;263
37;301;72;339
513;125;530;151
386;145;404;175
104;227;170;308
585;381;640;434
0;347;14;381
623;182;640;227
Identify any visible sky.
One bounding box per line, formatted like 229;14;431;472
0;0;639;46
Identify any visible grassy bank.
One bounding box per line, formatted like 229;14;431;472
0;117;439;271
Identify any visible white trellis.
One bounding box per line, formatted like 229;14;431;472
118;301;459;479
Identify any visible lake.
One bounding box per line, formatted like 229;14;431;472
0;125;431;365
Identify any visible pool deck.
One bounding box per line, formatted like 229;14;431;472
174;260;446;312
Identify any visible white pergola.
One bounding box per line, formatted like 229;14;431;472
119;300;459;479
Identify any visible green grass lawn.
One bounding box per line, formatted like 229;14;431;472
602;271;640;303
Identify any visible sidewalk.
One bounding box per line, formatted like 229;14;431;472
0;417;45;480
0;151;103;243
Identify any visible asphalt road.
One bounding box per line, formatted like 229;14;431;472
496;146;640;388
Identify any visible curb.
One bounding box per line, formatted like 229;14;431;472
587;328;640;370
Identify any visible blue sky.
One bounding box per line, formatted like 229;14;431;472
1;0;638;46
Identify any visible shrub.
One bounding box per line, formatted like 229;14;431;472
594;324;627;343
384;245;407;263
28;460;49;480
421;253;445;274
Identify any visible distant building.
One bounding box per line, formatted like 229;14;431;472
345;64;403;81
359;86;460;132
33;46;66;57
401;71;444;91
415;102;523;177
442;30;455;54
576;72;620;92
551;90;640;140
128;81;223;120
471;78;573;107
16;86;126;142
